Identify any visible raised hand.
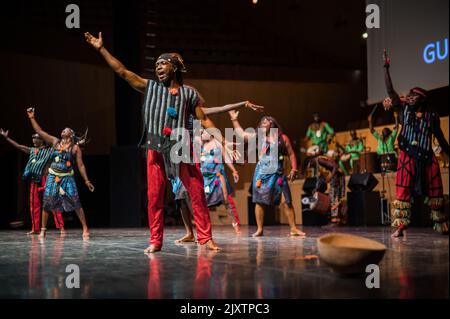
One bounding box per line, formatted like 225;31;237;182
382;97;393;110
27;107;35;119
224;140;242;162
0;128;9;138
244;101;264;113
383;49;391;68
84;32;103;51
229;110;240;121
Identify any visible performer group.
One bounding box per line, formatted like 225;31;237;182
1;32;448;253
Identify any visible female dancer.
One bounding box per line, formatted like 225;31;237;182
0;129;65;234
26;108;94;239
228;110;305;237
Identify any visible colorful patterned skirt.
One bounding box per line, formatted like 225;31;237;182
252;161;288;206
43;169;82;212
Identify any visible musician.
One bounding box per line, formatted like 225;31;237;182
305;156;347;226
305;112;335;154
338;130;364;175
368;103;399;157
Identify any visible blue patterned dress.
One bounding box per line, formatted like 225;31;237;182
171;146;233;207
43;146;81;212
252;139;291;206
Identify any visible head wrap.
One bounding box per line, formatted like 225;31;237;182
157;53;187;73
409;87;428;99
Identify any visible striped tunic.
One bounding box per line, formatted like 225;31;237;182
23;147;53;182
139;80;203;178
398;105;436;162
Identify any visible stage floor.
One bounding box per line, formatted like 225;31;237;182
0;226;448;299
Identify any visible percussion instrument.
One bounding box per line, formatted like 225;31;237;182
306;145;321;156
380;153;397;172
358;152;380;174
310;192;331;214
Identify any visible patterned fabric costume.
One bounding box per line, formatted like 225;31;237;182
392;104;447;233
23;147;64;231
43;147;81;212
252;137;292;206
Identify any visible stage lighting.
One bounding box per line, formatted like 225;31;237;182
362;32;369;39
252;0;258;4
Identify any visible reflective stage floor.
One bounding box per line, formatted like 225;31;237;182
0;226;448;299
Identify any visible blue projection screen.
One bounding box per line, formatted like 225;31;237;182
366;0;449;104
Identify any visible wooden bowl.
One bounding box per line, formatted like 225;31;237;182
317;233;387;276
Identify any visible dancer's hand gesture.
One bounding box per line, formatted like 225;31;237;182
224;140;241;162
27;107;35;119
0;128;9;138
383;97;393;111
244;101;264;113
84;32;103;51
85;181;95;192
229;110;240;121
232;170;239;183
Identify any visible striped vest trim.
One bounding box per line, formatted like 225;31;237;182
23;147;53;182
398;105;434;161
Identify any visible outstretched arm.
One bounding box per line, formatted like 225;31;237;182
202;101;264;116
85;32;148;93
0;129;30;154
282;134;298;182
75;146;95;192
26;108;59;146
383;49;402;109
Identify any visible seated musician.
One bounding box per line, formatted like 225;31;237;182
338;130;364;175
305;112;335;154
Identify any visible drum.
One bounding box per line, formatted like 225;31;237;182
306;145;321;156
310;191;331;214
358;152;380;173
380;153;397;172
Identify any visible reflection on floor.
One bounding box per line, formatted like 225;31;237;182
0;226;447;299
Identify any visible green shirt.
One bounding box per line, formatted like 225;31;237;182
345;140;364;160
306;122;334;152
372;128;398;155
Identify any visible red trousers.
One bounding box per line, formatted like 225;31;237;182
30;176;64;232
147;150;212;247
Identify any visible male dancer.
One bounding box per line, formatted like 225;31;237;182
85;32;259;252
383;49;449;237
0;129;65;234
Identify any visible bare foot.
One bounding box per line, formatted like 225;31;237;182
175;234;195;244
82;229;90;239
38;228;47;239
252;230;264;237
232;223;242;235
289;228;306;237
204;239;220;251
60;228;67;236
144;245;161;253
391;227;404;238
27;230;39;235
